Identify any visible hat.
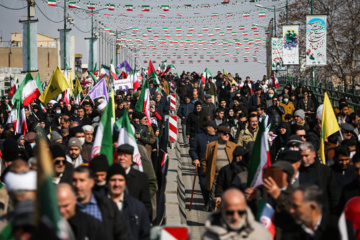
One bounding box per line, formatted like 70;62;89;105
90;154;109;172
194;101;202;107
53;103;61;109
106;163;126;182
270;161;294;183
294;109;305;120
132;112;142;120
288;135;303;147
97;103;107;112
206;121;218;129
283;94;289;99
68;137;82;151
205;94;212;99
217;125;231;134
341;123;355;132
2;138;19;162
117;144;134;155
50;131;62;142
279;149;301;163
24;132;37;143
49;142;66;159
49;100;57;105
233;146;246;158
4;170;37;192
82;125;94;133
139;113;147;120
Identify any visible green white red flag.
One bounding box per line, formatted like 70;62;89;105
256;198;275;238
134;78;151;126
201;68;212;83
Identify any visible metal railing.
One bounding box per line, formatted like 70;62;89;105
278;76;360;111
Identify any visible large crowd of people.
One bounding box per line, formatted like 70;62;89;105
0;69;359;239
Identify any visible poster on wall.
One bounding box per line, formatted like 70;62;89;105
306;15;327;66
283;25;299;65
271;38;285;71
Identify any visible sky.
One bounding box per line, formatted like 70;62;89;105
0;0;287;80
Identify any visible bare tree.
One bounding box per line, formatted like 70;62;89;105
278;0;360;87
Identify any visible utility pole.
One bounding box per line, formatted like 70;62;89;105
311;0;315;86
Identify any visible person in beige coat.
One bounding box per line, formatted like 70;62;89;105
202;189;272;240
237;114;259;148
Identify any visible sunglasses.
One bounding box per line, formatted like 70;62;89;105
55;160;66;165
298;135;306;138
226;210;247;216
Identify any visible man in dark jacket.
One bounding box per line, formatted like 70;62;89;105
72;166;130;240
299;142;340;213
202;95;216;118
133;112;151;147
116;144;151;219
249;87;266;109
282;185;340;240
50;142;73;185
296;90;315;113
57;183;107;240
186;101;207;143
90;154;110;196
189;121;218;210
203;77;217;103
176;79;192;103
177;96;194;147
107;164;150;240
330;145;355;191
267;96;285;129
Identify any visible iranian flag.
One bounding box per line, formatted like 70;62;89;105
12;73;43;107
231;32;237;36
147;28;152;32
91;91;115;163
201;68;212;83
177;14;182;16
142;5;150;11
159;14;166;17
254;31;260;35
259;12;266;17
134;78;151;126
243;31;248;36
220;32;225;37
161;153;168;173
226;12;233;17
147;60;159;85
243;12;250;17
8;76;18;96
87;3;95;9
129;71;140;90
163;27;168;32
164;64;176;74
6;101;28;135
161;5;169;11
256;198;275;238
203;27;208;31
125;5;133;11
265;30;270;35
48;0;56;7
215;26;221;31
247;119;271;188
176;27;181;32
107;4;115;10
69;2;76;8
226;26;232;31
115;109;143;171
188;27;194;31
208;33;214;37
197;33;203;37
211;13;218;17
239;25;245;30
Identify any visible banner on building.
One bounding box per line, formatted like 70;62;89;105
271;38;285;71
59;29;71;70
86;38;99;72
114;78;132;93
306;15;327;66
22;21;38;72
283;25;299;65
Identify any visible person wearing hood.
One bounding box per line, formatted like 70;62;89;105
186;101;206;143
214;146;248;205
202;188;272;240
90;154;109;196
66;137;88;167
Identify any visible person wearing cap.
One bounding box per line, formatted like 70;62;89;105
50;131;63;144
186;101;206;143
177;95;194;147
292;109;310;132
203;77;216;103
50;143;73;185
116;144;151;218
237;114;259;147
296;89;315;113
273;134;303;162
202;95;216;118
202;125;238;209
90;154;109;196
66;137;88;168
214;146;248;205
57;183;107;240
246;161;296;240
190;120;219;210
72;166;130;240
133;113;151;147
299;142;340;214
107;163;150;240
81;125;94;162
280;94;295;122
340;123;356;141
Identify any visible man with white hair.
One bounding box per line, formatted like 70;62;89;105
81;125;94;161
202;189;271;240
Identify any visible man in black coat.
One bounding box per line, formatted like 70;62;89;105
72;166;130;240
186;101;207;143
282;185;341;240
57;183;107;240
50;142;73;185
299;142;340;213
330;145;355;191
107;163;150;240
116;144;152;219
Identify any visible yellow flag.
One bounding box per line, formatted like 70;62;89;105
319;92;340;164
74;76;82;98
39;66;70;104
68;70;73;96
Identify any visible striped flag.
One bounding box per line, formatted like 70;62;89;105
201;68;212;83
106;4;115;11
142;5;150;11
211;13;218;17
161;153;168;173
48;0;56;7
256;198;275;238
134;78;151;126
161;5;169;11
125;5;133;11
243;12;250;17
69;2;76;8
87;3;95;9
247;119;271;188
259;12;266;17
